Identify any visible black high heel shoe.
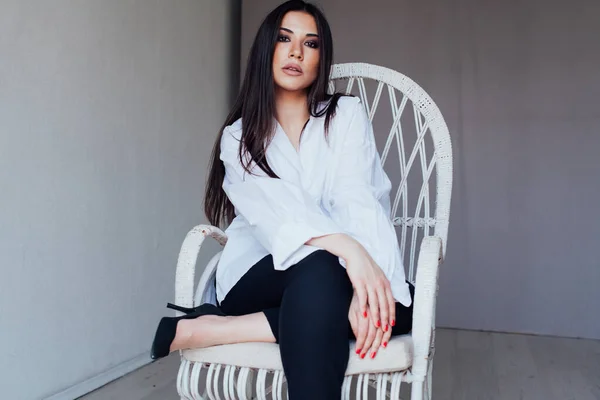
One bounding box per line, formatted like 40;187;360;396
166;302;207;314
150;303;225;360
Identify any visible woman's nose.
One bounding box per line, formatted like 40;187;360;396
289;47;303;60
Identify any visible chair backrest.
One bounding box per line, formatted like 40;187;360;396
329;63;453;282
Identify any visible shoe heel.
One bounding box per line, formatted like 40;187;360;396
166;303;196;314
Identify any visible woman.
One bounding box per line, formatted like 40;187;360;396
151;1;415;398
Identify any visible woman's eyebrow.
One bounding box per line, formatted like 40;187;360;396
279;27;319;38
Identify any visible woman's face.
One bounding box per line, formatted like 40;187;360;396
272;11;320;93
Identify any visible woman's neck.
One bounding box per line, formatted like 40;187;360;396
274;89;310;129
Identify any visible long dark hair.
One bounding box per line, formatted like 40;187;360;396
204;0;345;228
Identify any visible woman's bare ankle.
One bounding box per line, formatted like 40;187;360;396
169;319;193;353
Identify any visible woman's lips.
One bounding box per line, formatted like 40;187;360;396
282;64;303;76
283;68;303;76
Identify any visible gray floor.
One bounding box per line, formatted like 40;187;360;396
80;329;600;400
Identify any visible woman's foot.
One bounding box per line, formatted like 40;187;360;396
170;314;230;351
150;304;225;360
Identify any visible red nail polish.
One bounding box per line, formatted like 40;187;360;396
384;325;388;332
371;352;377;358
356;348;361;354
363;311;368;318
360;353;366;359
383;342;388;347
391;319;396;327
376;320;381;328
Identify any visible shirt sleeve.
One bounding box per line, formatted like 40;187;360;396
325;98;403;281
220;126;344;270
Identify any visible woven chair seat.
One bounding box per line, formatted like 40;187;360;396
183;334;413;376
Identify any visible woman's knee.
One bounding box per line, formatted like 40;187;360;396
283;251;353;325
290;250;353;300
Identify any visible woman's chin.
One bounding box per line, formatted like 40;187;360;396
275;82;310;93
274;76;313;93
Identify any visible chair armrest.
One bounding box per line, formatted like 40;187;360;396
174;224;227;310
410;236;443;379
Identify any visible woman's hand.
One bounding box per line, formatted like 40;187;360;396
344;244;396;332
306;233;395;332
349;292;386;359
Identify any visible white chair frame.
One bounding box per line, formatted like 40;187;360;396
172;62;453;399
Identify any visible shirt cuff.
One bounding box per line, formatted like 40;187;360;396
271;218;343;270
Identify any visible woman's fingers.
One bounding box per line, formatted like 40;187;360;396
367;286;380;328
386;286;396;329
369;325;384;359
355;309;369;354
354;284;369;320
381;315;393;350
376;281;390;332
360;320;377;359
381;289;394;349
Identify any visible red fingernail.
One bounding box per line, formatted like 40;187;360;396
376;320;381;328
383;342;388;347
384;325;388;332
391;319;396;327
360;353;366;359
363;311;367;318
371;351;377;358
356;348;361;354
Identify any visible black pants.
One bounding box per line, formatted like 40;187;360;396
218;250;415;400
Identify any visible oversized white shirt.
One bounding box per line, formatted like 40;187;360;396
216;96;412;307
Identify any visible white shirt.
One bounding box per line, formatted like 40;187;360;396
216;96;412;307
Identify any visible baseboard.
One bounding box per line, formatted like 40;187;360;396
44;353;152;400
437;325;600;341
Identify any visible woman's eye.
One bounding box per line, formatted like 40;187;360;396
278;35;290;42
305;40;319;49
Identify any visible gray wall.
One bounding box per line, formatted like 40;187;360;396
242;0;600;339
0;1;239;398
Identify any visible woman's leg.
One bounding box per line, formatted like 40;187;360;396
170;252;414;359
169;254;285;352
277;250;354;400
170;312;275;351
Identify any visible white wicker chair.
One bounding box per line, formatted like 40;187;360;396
172;63;453;399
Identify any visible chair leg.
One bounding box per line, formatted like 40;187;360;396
427;362;433;400
411;380;424;400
